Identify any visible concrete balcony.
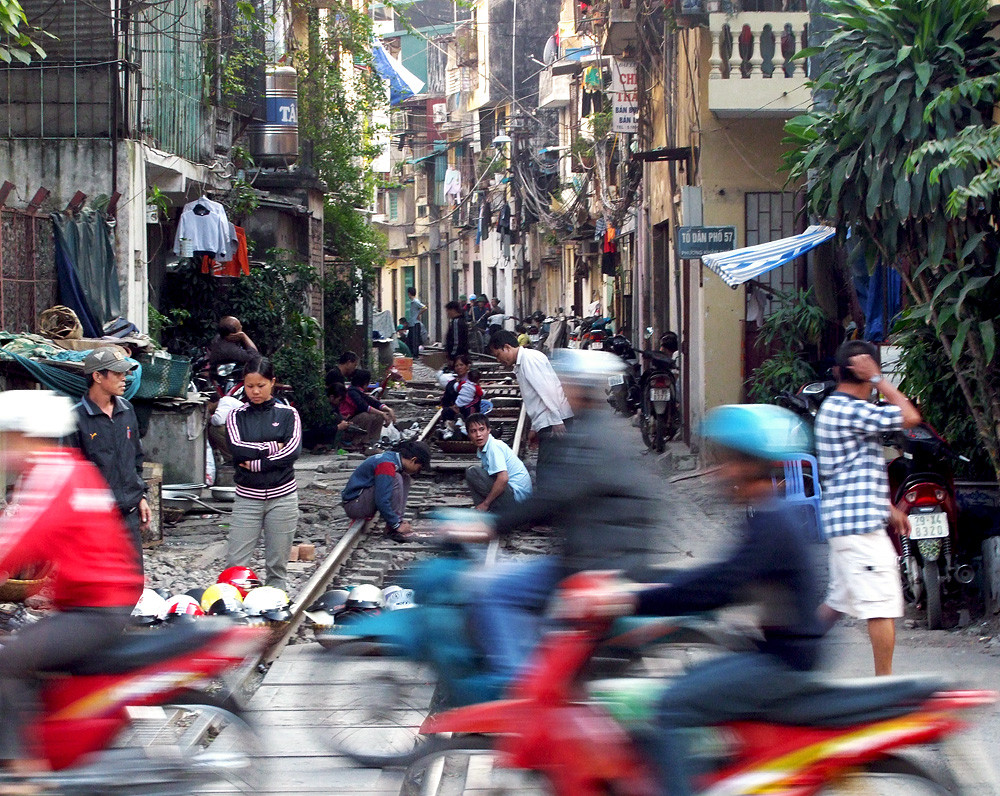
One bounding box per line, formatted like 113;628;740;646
598;1;638;57
708;12;811;117
538;67;572;109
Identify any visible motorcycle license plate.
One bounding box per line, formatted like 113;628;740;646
591;341;603;350
650;388;672;402
608;373;625;387
909;512;948;540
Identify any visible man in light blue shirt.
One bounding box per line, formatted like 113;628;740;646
465;413;531;513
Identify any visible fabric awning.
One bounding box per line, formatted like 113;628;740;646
701;225;836;288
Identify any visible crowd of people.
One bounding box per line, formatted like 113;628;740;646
0;293;928;794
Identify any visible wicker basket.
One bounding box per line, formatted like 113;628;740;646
0;565;50;602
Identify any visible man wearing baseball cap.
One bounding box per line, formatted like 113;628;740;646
72;347;149;570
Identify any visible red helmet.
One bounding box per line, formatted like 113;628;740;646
217;566;262;597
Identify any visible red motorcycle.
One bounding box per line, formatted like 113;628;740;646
403;572;998;796
886;423;970;630
2;619;265;794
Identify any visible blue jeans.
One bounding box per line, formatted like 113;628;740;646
469;556;562;680
649;653;802;795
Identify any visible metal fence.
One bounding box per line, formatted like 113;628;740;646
0;208;57;333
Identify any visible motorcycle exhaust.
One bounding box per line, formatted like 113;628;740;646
955;564;975;585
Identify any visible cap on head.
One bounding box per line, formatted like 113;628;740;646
83;347;136;375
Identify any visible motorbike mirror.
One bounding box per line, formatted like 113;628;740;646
644;327;654;340
216;363;236;377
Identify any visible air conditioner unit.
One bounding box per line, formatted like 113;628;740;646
432;103;448;124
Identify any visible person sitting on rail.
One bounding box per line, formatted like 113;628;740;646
440;355;483;440
341;369;395;449
465;413;532;514
341;441;433;543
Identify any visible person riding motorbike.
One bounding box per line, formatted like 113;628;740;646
568;404;825;796
466;348;663;682
0;391;144;778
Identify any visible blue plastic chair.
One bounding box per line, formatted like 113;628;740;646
782;454;824;542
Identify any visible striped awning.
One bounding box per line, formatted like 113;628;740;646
701;225;836;288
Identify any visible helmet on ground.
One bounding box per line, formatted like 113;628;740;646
201;582;244;615
166;594;205;619
551;348;625;389
217;566;262;598
185;587;206;604
132;588;168;625
0;390;76;438
346;583;385;610
153;587;171;600
382;585;416;610
304;588;351;627
700;404;811;462
243;586;291;622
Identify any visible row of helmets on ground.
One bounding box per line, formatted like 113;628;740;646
130;566;415;628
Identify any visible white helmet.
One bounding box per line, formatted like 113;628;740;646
382;585;416;610
132;588;168;625
243;586;291;621
346;583;385;610
550;349;625;389
0;390;77;438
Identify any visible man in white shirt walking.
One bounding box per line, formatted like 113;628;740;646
488;330;573;486
465;413;532;513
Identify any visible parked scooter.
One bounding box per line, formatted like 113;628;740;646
0;619;265;794
606;334;641;416
406;571;999;796
639;330;682;453
886;422;970;629
580;317;614;350
775;375;836;425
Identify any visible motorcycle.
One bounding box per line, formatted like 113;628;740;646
1;618;266;794
404;571;999;796
886;422;970;630
776;376;836;425
639;334;681;453
580;317;614;350
605;334;641;416
314;526;742;769
190;351;244;399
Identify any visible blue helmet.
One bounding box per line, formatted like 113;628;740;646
700;404;811;461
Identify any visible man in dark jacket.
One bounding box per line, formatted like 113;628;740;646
342;441;432;541
468;350;661;680
445;301;469;364
73;347;149;570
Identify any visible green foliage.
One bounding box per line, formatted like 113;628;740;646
298;0;387;366
146;186;172;221
894;309;991;480
147;306;190;347
225;249;329;428
745;288;827;404
218;176;260;225
782;0;1000;481
1;0;48;64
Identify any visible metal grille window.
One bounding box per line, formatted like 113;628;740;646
388;192;399;221
745;191;801;315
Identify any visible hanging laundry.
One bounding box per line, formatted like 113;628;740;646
582;65;604;116
200;225;250;277
477;198;491;244
443;168;462;202
173;196;232;259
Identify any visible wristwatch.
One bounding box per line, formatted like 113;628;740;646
869;374;883;384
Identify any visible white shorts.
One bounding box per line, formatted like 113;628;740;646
825;530;903;620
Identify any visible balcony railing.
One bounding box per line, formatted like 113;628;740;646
708;12;811;117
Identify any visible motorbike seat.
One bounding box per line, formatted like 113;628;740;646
641;350;677;370
762;674;947;727
67;620;229;676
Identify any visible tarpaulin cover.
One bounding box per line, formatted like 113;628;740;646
372;41;425;105
52;210;121;336
701;225;837;288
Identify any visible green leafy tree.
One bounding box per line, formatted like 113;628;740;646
1;0;46;63
299;0;387;370
783;0;1000;483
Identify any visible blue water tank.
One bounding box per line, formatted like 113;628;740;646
249;65;299;167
